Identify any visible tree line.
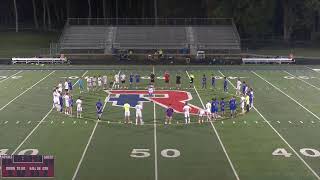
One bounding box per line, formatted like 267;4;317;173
1;0;319;41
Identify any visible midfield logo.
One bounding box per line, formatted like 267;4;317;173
106;90;203;115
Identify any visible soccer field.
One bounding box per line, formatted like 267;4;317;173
1;65;320;180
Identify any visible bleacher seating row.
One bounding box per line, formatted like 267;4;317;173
59;25;241;53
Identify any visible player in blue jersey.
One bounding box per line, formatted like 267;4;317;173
96;99;103;120
223;77;228;92
202;74;207;89
249;88;254;108
129;73;134;89
211;74;215;88
242;81;247;95
68;80;72;93
211;98;218;120
59;92;63;113
220;98;225;116
69;96;73;117
229;96;237;118
135;73;140;89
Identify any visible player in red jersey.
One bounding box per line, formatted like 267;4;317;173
164;71;170;88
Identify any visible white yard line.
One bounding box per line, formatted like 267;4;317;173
283;70;320;90
0;70;23;83
252;71;320;121
72;70;120;180
0;70;56;111
153;65;158;180
220;70;320;179
12;70;88;155
186;70;240;180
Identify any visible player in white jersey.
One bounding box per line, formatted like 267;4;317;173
64;79;69;93
53;88;59;110
120;73;126;88
98;76;102;90
236;78;242;96
92;76;97;91
114;74;120;89
64;93;70;115
135;102;143;125
58;81;63;93
205;101;212;121
102;75;108;89
198;109;205;124
183;102;191;124
240;95;245;113
86;77;91;91
148;85;154;97
76;97;83;118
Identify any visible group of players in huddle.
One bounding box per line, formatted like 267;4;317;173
52;71;254;125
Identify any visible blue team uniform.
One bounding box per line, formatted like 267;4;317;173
69;98;73;107
229;98;236;111
242;84;247;94
211;101;216;113
96;101;103;114
214;100;219;113
129;75;134;83
249;92;253;105
68;81;72;91
224;79;228;92
211;77;215;87
220;100;225;112
59;96;63;112
135;75;140;83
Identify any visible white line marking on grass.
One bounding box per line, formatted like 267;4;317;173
252;71;320;121
72;70;120;180
4;121;8;124
221;70;320;179
288;121;292;124
283;71;320;90
0;71;55;111
300;121;304;124
27;121;31;124
153;66;158;180
11;70;88;155
186;70;240;180
311;121;315;124
0;70;22;83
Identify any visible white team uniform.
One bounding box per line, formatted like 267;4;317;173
205;102;212;115
183;105;191;118
76;99;82;112
240;96;245;110
199;109;205;117
92;77;97;87
64;95;70;108
87;77;92;87
120;74;126;82
64;81;69;90
148;87;154;96
58;83;63;92
114;74;120;83
135;104;143;118
236;80;242;91
103;76;108;85
98;77;102;87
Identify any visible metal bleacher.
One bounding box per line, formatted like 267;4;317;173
58;18;241;54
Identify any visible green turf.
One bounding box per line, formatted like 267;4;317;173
1;66;320;180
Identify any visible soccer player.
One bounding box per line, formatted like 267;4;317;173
53;88;60;111
198;109;205;124
78;77;84;93
92;76;97;91
86;77;92;92
236;78;242;96
58;81;63;93
220;98;225;116
229;96;237;118
242;81;247;95
64;93;70;115
68;79;73;93
205;101;212;121
98;75;102;90
202;74;207;89
164;71;170;88
120;73;126;89
240;95;245;113
135;102;143;125
150;72;155;85
114;73;120;89
223;77;228;92
135;73;140;89
176;73;181;89
148;84;154;97
165;105;174;125
189;73;194;88
59;92;63;113
129;73;134;89
69;95;73;117
102;75;108;90
245;93;250;113
211;74;216;89
183;102;191;124
211;98;217;120
76;97;82;118
249;88;254;108
96;99;103;120
123;102;131;124
64;79;69;93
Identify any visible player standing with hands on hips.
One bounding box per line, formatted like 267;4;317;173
183;102;191;124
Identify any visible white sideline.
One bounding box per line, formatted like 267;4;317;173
220;70;320;179
72;70;120;180
186;70;240;180
153;66;158;180
11;70;88;155
0;70;56;111
0;70;23;83
252;71;320;121
283;70;320;90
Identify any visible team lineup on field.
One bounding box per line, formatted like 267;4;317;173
1;65;320;180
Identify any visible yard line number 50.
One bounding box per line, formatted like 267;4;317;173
272;148;320;158
130;149;180;158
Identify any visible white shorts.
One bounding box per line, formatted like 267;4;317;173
58;88;63;92
199;113;205;117
136;111;142;118
125;111;130;117
206;109;211;114
98;82;102;86
77;106;82;112
93;82;96;86
184;112;190;118
65;102;70;108
236;86;241;90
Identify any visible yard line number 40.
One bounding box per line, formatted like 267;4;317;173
131;149;180;158
273;148;320;158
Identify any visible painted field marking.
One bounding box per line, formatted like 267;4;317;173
283;71;320;90
221;70;320;179
72;70;120;180
252;71;320;121
11;70;88;155
305;66;320;72
0;71;55;111
153;66;158;180
0;70;23;83
186;70;240;180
